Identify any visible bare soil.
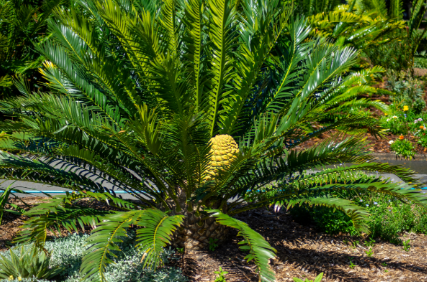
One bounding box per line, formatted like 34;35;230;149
1;197;427;282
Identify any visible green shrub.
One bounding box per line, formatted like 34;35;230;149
413;99;426;115
292;192;427;245
290;205;359;236
386;70;426;115
362;194;427;244
381;115;409;135
312;207;359;236
364;35;413;71
390;139;416;159
418;133;427;148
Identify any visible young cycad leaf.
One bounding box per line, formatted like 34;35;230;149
127;104;163;155
206;0;237;135
136;209;184;269
207;209;276;282
182;0;203;110
293;272;324;282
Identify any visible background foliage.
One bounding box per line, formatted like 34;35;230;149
0;0;67;99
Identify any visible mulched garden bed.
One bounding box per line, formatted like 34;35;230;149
1;197;426;282
295;131;427;156
294;71;427;158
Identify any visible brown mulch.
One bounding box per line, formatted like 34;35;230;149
293;82;427;156
414;68;427;77
172;207;427;282
291;71;427;156
0;196;125;251
2;197;427;282
294;131;427;155
0;197;45;251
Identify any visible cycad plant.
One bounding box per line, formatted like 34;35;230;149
0;0;426;281
0;0;65;98
359;0;427;71
300;0;427;70
300;0;406;50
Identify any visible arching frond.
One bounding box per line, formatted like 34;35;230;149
81;209;183;281
136;210;184;269
208;209;276;282
287;196;370;232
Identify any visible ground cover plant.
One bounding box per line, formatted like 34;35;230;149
0;0;427;282
0;244;62;280
0;233;186;281
378;93;427;156
385;70;426;114
364;68;427;156
390;138;416;159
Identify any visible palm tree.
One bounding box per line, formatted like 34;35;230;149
0;0;425;281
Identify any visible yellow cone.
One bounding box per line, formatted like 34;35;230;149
204;135;239;182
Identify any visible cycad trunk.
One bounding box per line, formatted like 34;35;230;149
174;211;229;252
172;192;229;252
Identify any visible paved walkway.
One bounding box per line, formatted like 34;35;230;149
2;173;427;200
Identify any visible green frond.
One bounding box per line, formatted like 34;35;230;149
389;0;403;19
15;195;110;249
183;0;204;111
208;209;276;282
364;0;388;19
206;0;237;136
81;210;142;282
0;153;106;193
287;196;370;232
73;191;137;210
220;0;289;134
127;104;163;155
79;208;184;281
409;0;427;36
136;209;184;269
160;0;179;55
93;0;160;100
263;17;312;114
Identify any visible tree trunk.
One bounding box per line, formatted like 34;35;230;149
170;189;229;252
173;211;229;253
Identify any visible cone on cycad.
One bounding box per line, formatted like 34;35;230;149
174;135;239;251
204;134;239;182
